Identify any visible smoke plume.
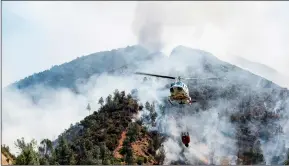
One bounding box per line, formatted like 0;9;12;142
132;2;289;76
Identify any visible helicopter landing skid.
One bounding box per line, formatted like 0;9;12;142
168;98;175;106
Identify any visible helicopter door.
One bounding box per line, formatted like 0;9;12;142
183;84;188;93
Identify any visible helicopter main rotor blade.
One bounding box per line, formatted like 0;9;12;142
135;72;176;79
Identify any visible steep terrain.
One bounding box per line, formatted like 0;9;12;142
3;45;289;165
1;145;15;165
228;56;289;88
2;153;13;165
113;131;127;159
4;91;165;165
5;45;157;101
157;46;289;164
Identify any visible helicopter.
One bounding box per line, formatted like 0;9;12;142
135;72;220;148
135;72;219;106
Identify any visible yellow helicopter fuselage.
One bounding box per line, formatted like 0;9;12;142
169;81;191;104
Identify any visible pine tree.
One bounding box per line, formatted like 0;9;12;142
106;95;112;105
120;91;126;100
84;150;99;164
127;94;133;102
127;123;139;142
100;143;112;165
93;146;102;164
145;101;150;110
124;146;134;165
113;89;120;101
14;138;40;165
149;102;157;126
98;97;104;107
86;103;91;114
55;136;75;165
38;138;54;164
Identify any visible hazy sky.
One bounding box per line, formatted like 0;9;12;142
2;1;138;86
3;1;289;87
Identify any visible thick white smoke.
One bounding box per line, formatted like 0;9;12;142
159;105;238;165
2;58;170;155
131;3;289;162
2;48;235;164
144;54;239;164
3;2;289;164
3;86;88;155
3;46;288;164
132;1;289;85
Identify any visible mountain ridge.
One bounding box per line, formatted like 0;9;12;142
228;56;289;88
7;45;287;93
3;45;289;165
6;45;149;90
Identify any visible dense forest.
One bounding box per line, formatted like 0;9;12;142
2;90;166;165
2;89;289;165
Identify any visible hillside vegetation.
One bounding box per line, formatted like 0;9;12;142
3;90;166;165
7;46;150;92
3;89;289;165
1;145;15;165
3;45;289;165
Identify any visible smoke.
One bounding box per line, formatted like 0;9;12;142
137;48;288;164
160;104;238;165
3;46;289;165
131;5;289;163
130;50;242;164
259;98;289;164
132;1;289;77
132;2;166;53
3;2;289;162
2;86;88;154
2;60;169;155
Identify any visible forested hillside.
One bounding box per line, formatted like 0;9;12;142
3;88;289;165
2;90;166;165
3;45;289;165
7;45;153;92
